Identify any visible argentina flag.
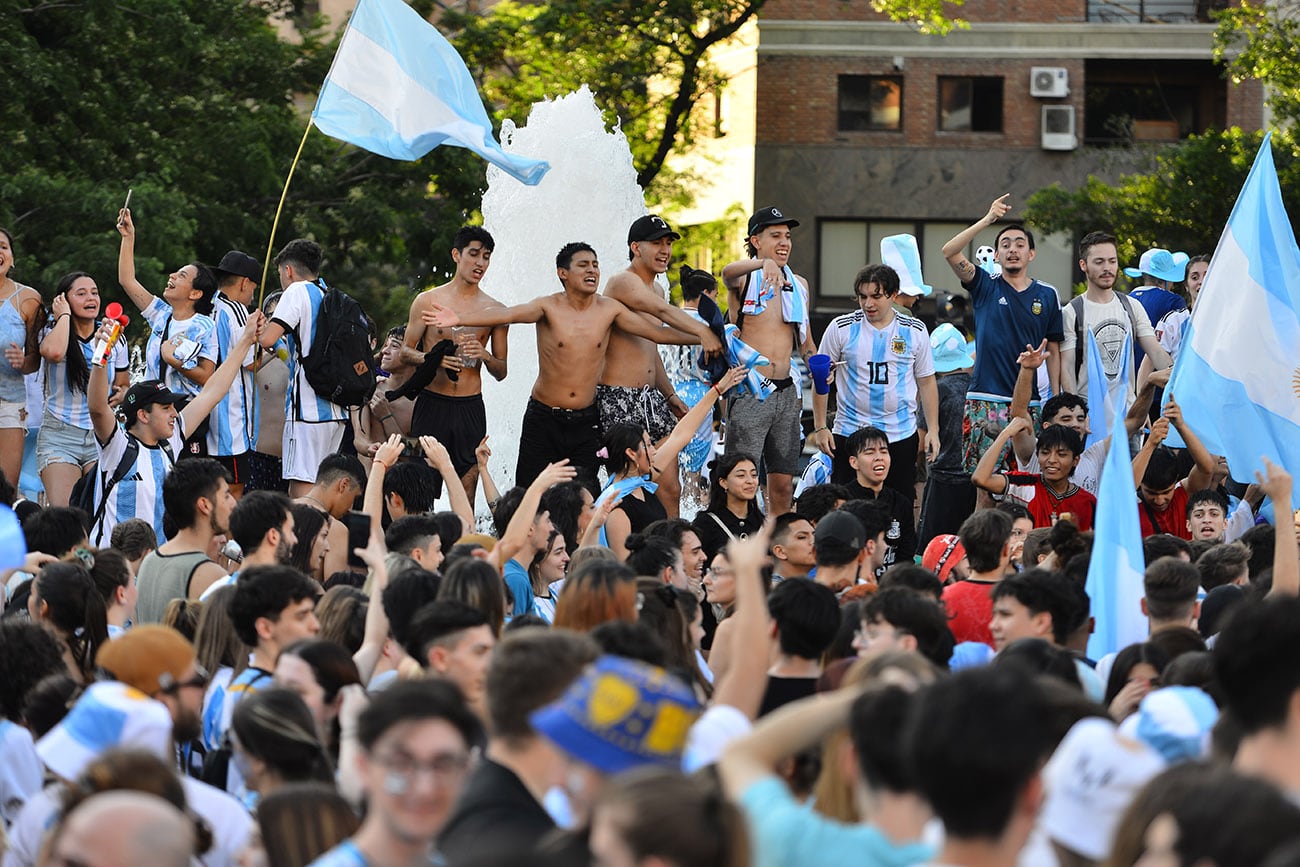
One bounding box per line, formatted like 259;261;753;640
1167;134;1300;510
1086;378;1147;658
1085;326;1130;450
311;0;550;184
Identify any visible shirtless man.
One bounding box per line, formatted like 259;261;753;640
601;215;724;517
721;207;816;516
425;242;701;494
403;226;508;503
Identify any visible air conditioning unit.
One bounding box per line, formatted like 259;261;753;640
1041;105;1078;151
1030;67;1069;98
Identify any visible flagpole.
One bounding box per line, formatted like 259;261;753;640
258;118;315;309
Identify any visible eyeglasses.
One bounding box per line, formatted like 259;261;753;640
374;751;471;781
704;565;733;578
158;663;210;694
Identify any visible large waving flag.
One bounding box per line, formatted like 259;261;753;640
1086;369;1147;659
1167;134;1300;509
311;0;550;184
1084;327;1131;449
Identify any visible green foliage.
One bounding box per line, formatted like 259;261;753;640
1;0;461;333
1023;129;1300;264
1214;1;1300;127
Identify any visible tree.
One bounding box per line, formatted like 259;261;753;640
1022;129;1300;264
444;0;966;202
1214;0;1300;126
1;0;466;333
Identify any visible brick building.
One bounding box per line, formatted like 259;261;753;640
752;0;1264;321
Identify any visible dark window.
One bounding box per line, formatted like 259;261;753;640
938;77;1004;133
837;75;904;132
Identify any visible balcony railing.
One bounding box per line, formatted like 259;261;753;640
1086;0;1224;22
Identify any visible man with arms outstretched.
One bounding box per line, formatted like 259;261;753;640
722;207;816;516
402;226;508;505
426;242;701;494
601;215;723;517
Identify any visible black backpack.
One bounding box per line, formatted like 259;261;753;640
300;280;376;408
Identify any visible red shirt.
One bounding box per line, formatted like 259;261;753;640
1003;473;1097;531
1139;483;1190;539
943;579;998;647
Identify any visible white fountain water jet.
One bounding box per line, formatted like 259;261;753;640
474;86;650;499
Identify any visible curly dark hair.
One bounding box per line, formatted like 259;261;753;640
0;620;67;720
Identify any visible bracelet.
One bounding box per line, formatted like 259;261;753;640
374;459;390;471
57;313;70;321
712;383;721;396
811;426;828;434
377;414;394;422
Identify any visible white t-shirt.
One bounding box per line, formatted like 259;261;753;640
0;722;42;828
90;423;185;547
1061;295;1154;401
1157;307;1191;362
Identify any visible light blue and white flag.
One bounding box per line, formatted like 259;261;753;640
1166;134;1300;509
1086;377;1147;659
311;0;550;184
1085;327;1130;449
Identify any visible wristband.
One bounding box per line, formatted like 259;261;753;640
378;414;394;422
374;459;390;471
811;426;828;434
712;383;722;396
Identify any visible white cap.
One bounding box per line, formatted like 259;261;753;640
1040;717;1167;861
1118;685;1218;764
880;234;933;297
37;682;174;781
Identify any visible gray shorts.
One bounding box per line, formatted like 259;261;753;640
726;384;802;476
596;384;676;440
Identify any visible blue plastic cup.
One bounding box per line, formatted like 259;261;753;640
808;354;833;395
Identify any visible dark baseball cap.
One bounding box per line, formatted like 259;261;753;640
813;510;866;561
627;215;681;244
123;380;186;412
212;250;262;284
747;206;800;237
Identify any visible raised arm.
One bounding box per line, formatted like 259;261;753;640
353;435;404;683
1131;417;1169;489
424;298;543;330
1010;340;1047;466
420;436;474;536
1127;366;1170;438
614;306;699;345
942;194;1009;282
1163;393;1216;493
708;524;775;723
475;436;501;508
607;274;723;357
1258;458;1297;597
115;210;160;313
972;416;1030;495
87;324;121;443
653;368;745;472
40;295;72;362
489;461;578;571
181;311;263;433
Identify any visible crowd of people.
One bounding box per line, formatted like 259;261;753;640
0;193;1297;867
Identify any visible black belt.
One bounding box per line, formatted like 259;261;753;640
771;377;795;391
528;397;597;418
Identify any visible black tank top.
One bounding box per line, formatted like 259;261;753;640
615;489;667;535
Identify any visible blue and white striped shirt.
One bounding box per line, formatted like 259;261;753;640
818;310;934;442
90;422;184;546
206;292;256;456
271;280;347;423
143;298;218;398
42;327;128;429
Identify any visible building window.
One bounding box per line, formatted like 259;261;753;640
837;75;904;132
938;77;1004;133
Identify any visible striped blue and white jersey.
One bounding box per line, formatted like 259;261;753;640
818;310;935;442
90;421;184;546
271;280;347;423
41;326;128;429
205;292;256;455
143;298;218;397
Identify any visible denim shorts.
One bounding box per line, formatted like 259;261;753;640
0;398;26;432
36;412;97;471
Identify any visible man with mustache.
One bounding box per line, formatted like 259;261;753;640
1060;231;1171;410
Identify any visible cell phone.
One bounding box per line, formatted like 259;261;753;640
123;188;133;211
343;511;371;570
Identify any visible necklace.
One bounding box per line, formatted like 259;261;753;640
303;493;330;514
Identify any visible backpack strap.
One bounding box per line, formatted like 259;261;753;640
90;435;142;542
1072;293;1143;382
707;511;738;542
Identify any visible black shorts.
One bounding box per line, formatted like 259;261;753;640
516;398;601;495
410;391;486;479
245;451;289;493
211;452;252;486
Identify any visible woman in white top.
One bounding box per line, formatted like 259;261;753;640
37;272;130;507
0;230;48;487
